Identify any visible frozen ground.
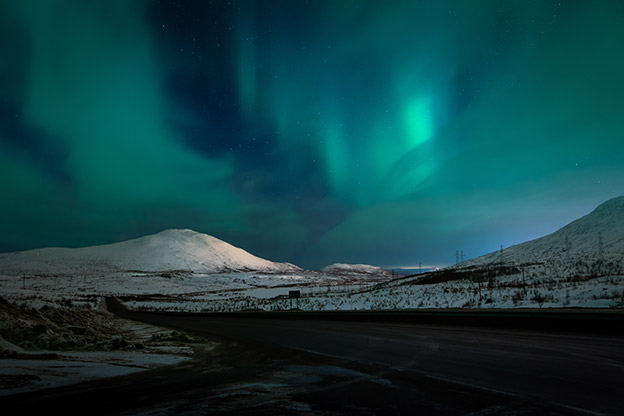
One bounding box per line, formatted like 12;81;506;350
0;348;188;396
0;261;621;401
0;268;388;396
119;273;624;313
0;298;216;396
1;261;621;314
1;271;329;307
0;269;389;310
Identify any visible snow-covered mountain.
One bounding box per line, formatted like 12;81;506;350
461;196;624;267
320;263;390;276
0;229;301;275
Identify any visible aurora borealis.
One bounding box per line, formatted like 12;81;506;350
1;1;623;269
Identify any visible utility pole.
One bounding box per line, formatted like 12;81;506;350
478;277;483;305
419;262;422;274
564;235;571;260
460;250;464;263
455;250;459;265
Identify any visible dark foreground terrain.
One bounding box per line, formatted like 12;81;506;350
2;301;623;415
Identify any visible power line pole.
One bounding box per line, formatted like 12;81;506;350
564;235;571;260
455;250;459;265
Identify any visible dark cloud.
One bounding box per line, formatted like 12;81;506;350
0;102;71;187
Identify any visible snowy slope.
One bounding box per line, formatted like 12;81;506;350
461;196;624;267
321;263;390;275
0;229;301;275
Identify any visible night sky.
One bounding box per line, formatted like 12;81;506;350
1;1;623;269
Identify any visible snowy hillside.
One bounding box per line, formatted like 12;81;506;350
320;263;390;276
461;196;624;268
0;229;301;275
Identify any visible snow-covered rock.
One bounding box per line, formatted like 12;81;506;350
320;263;390;276
0;229;301;275
461;196;624;267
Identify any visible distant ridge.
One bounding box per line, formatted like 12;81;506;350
320;263;390;275
461;196;624;267
0;229;301;275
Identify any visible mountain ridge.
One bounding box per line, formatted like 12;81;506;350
459;196;624;268
320;263;390;275
0;229;301;275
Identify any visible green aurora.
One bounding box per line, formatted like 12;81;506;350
1;0;623;268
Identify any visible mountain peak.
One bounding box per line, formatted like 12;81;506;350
154;228;200;237
0;228;301;275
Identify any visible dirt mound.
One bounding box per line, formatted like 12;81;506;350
0;296;143;353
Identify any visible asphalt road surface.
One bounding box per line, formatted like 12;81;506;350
3;303;623;415
113;308;624;416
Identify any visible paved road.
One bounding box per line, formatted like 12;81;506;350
117;309;624;416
